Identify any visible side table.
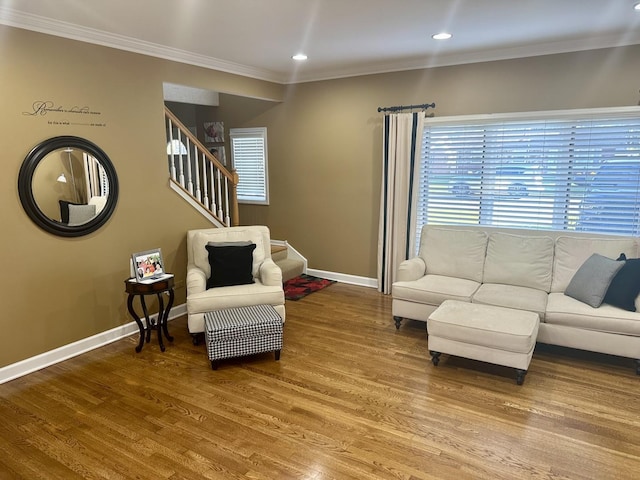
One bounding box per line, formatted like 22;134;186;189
125;275;175;352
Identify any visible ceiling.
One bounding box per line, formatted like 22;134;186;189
2;0;640;84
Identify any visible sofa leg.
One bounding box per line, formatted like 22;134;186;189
430;351;441;366
393;316;402;329
191;333;202;346
635;359;640;375
275;350;281;361
516;369;527;386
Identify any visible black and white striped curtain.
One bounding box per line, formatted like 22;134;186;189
377;112;425;294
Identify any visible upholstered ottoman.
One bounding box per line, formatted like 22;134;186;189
428;300;540;385
204;304;283;370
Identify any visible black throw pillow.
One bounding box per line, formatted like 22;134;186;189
603;253;640;312
205;243;256;289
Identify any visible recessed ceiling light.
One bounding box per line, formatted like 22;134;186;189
292;53;308;61
432;32;452;40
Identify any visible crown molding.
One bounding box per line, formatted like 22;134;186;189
286;32;640;84
2;6;640;86
0;7;285;84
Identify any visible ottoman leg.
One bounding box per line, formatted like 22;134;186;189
275;350;281;361
516;369;527;385
210;360;219;370
430;351;441;366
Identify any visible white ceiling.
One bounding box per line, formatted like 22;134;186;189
2;0;640;84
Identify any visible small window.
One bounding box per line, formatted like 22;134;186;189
230;127;269;205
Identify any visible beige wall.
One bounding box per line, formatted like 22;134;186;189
0;25;283;368
2;22;639;368
238;45;640;278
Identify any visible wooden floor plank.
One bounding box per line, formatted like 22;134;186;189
1;283;639;479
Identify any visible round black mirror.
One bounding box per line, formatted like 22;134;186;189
18;136;119;237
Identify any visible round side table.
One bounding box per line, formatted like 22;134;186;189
125;275;175;352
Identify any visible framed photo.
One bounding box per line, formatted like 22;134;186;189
209;145;226;165
132;248;166;282
204;121;224;143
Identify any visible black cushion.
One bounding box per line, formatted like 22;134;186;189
205;243;256;289
603;253;640;312
59;200;83;224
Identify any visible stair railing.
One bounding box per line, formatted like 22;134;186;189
164;106;239;226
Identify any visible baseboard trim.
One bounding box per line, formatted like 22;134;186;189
0;304;187;385
306;268;378;289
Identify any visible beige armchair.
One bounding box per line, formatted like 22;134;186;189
186;226;285;343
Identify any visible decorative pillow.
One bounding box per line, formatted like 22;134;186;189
67;204;97;225
207;241;253;247
192;230;264;278
564;253;624;308
603;253;640;312
205;243;256;289
59;200;83;223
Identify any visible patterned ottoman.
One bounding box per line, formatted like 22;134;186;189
204;304;283;370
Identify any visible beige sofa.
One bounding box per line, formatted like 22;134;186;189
392;225;640;374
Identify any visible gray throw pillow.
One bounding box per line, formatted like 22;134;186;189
564;253;625;308
67;204;97;225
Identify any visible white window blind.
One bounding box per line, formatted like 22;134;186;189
230;127;269;205
416;108;640;245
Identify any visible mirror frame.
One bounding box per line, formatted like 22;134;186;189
18;135;119;237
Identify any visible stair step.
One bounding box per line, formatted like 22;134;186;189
276;258;305;283
271;245;288;262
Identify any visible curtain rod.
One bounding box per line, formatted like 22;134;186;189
377;102;435;113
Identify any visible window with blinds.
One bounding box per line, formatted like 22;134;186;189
230;127;269;205
416;108;640;245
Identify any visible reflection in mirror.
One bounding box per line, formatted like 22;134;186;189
18;136;118;237
31;147;110;226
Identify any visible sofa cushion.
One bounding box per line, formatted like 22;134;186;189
392;274;480;306
546;292;640;336
418;227;488;282
603;255;640;312
564;253;624;308
205;243;256;289
551;236;638;293
472;283;547;320
187;281;285;315
483;233;554;291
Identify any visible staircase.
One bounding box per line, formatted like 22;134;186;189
165;106;238;227
271;244;305;282
165;105;306;280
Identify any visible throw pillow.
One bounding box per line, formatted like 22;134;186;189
564;253;624;308
59;200;83;223
67;204;97;225
207;241;253;247
603;253;640;312
205;243;256;289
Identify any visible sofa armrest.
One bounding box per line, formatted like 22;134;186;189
396;257;427;282
260;258;283;286
186;264;207;294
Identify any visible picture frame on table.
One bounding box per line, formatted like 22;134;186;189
131;248;169;283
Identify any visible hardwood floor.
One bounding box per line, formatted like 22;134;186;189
1;283;639;479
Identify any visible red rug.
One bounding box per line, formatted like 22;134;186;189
284;274;336;301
